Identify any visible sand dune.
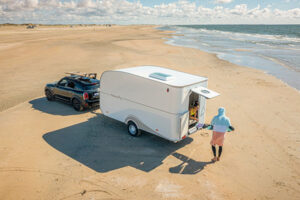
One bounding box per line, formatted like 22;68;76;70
0;25;299;200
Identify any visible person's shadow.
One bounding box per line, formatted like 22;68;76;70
169;152;213;174
43;113;193;173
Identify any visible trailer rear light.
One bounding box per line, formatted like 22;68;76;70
83;92;89;100
182;135;187;140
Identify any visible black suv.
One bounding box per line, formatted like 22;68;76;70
45;73;100;111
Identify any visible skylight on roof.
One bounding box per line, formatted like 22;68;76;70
149;72;173;81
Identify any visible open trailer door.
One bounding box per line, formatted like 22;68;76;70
188;86;220;135
191;86;220;99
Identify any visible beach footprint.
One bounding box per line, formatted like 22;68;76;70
200;132;209;137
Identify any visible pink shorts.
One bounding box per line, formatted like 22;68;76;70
210;131;225;146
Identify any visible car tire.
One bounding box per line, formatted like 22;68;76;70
127;121;141;137
72;98;83;111
45;90;54;101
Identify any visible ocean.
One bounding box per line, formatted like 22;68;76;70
159;25;300;91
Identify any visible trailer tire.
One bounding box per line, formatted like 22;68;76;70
127;121;141;137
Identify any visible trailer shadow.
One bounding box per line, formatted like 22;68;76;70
43;113;193;173
29;97;94;116
169;152;213;174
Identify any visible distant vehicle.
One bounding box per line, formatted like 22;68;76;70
26;25;35;29
45;72;100;111
99;66;219;142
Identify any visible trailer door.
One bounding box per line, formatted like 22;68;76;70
191;86;219;99
180;111;189;139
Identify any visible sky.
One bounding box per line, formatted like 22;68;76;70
0;0;299;24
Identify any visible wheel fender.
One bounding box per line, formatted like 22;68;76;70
125;117;140;130
45;88;53;94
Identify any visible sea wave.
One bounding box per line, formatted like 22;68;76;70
158;25;300;91
172;26;300;43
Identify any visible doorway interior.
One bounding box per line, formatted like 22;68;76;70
188;92;199;129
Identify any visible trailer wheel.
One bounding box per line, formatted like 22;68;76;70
127;121;141;137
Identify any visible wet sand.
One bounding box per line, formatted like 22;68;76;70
0;25;299;200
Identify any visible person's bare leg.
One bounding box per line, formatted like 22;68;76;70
211;145;217;162
217;146;223;161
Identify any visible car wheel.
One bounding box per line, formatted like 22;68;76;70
72;98;83;111
127;121;141;137
45;90;54;101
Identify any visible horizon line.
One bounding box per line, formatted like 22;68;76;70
1;23;300;26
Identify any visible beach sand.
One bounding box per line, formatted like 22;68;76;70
0;25;299;200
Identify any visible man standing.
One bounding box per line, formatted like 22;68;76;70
210;107;232;162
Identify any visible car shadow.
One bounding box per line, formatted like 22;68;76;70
169;152;213;174
29;97;95;116
43;113;193;173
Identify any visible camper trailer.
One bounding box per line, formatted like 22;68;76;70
99;66;219;142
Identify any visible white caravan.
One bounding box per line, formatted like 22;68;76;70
99;66;219;142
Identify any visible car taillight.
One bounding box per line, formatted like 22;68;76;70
83;92;89;100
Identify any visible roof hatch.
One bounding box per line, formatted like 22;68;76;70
149;72;174;81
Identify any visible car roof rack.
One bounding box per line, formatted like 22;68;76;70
65;72;97;79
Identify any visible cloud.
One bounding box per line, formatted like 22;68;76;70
1;0;39;11
0;0;299;24
77;0;96;8
230;4;247;15
25;0;39;8
274;8;300;18
214;0;233;4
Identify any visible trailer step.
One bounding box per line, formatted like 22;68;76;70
188;126;197;134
